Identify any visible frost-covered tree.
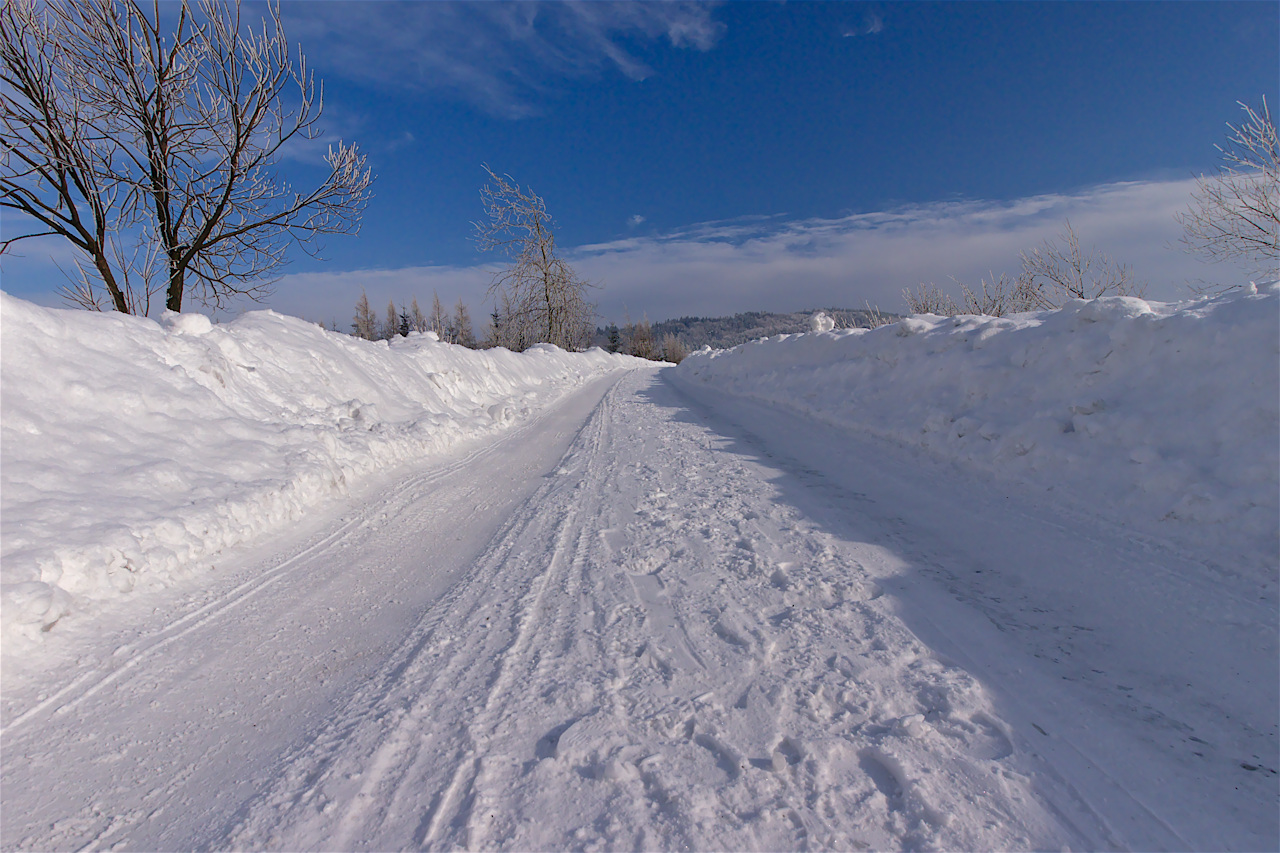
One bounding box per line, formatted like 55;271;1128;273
905;222;1141;317
474;165;595;350
1178;98;1279;277
0;0;373;314
1017;221;1143;307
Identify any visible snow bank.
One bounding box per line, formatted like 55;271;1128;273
0;292;641;646
675;284;1279;578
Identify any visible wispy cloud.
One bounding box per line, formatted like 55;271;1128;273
258;178;1239;327
284;1;725;119
843;10;885;38
564;179;1230;320
628;214;646;228
9;179;1243;327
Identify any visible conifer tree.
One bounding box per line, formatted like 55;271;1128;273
486;308;502;348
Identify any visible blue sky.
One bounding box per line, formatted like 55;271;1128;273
2;1;1277;327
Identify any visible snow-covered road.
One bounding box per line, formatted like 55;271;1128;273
3;367;1275;851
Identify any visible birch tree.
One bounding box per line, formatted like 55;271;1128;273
0;0;373;315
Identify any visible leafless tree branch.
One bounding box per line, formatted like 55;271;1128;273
1178;97;1279;278
474;164;596;350
1;0;373;314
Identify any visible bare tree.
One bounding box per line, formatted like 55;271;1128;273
660;333;687;364
902;282;960;315
627;316;657;360
428;290;448;340
474;164;595;351
450;299;476;348
956;271;1041;316
905;223;1140;317
381;299;399;340
351;289;376;340
1178;98;1279;277
1018;220;1143;307
409;296;427;333
0;0;373;315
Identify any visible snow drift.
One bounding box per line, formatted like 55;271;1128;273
0;292;641;647
675;284;1279;582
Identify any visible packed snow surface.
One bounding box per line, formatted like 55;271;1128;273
0;292;642;649
677;284;1280;585
1;286;1276;851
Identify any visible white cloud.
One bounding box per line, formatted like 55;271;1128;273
7;178;1252;328
628;214;646;227
563;178;1252;321
284;1;724;119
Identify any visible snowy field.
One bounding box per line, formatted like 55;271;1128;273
1;286;1276;851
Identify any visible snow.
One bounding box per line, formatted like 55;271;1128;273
676;284;1280;587
1;285;1277;851
0;292;643;651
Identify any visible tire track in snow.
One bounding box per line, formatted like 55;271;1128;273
1;401;571;739
1;372;633;853
420;396;611;849
218;377;621;851
218;368;1097;851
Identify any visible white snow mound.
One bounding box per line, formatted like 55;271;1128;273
676;284;1280;580
0;292;643;646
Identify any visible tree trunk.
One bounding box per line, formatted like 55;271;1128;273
92;248;130;313
166;263;184;312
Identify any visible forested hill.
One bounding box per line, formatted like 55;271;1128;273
641;308;895;351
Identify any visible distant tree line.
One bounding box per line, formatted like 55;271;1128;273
595;308;896;358
350;290;475;346
595;317;688;362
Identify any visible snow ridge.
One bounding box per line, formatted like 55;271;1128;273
675;284;1280;583
0;293;643;648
